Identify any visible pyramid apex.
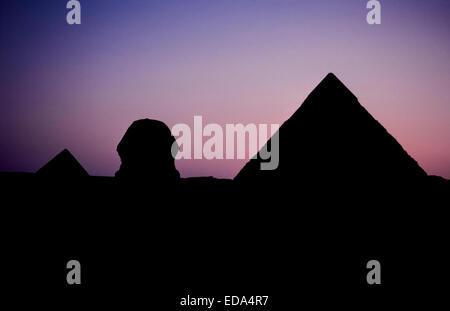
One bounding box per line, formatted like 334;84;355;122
308;72;356;101
325;72;338;79
321;72;344;86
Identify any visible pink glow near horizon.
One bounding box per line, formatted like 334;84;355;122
1;1;449;179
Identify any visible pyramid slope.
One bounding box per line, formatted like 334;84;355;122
235;73;427;183
37;149;89;177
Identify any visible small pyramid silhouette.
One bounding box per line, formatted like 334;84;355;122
37;149;89;177
235;73;427;184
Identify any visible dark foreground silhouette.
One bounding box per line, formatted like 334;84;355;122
1;73;448;308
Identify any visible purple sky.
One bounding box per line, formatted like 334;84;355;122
1;0;450;178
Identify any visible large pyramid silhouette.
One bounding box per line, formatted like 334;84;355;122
37;149;89;177
235;73;426;184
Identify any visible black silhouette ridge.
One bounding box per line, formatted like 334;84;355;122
0;72;448;308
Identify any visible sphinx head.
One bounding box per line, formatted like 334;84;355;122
115;119;180;182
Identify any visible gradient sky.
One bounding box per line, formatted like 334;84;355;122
1;0;449;178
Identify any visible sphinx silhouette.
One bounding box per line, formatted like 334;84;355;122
115;118;180;182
